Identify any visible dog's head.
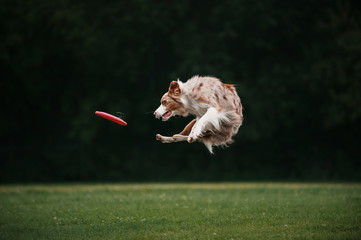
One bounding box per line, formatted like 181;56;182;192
154;80;188;121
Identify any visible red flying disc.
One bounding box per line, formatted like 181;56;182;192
95;111;127;126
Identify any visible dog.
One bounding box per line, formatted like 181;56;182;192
154;75;243;153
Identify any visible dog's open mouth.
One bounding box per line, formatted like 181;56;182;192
162;111;172;121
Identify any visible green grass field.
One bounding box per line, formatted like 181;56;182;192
0;183;360;240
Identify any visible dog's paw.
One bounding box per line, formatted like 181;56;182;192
187;132;198;143
156;134;162;142
188;125;202;143
187;136;195;143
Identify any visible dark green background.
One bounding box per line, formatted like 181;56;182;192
1;0;360;182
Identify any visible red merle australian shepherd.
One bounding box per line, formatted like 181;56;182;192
154;75;243;153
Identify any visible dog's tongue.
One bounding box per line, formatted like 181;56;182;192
162;111;171;120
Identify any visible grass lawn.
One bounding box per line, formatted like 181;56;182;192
0;183;360;240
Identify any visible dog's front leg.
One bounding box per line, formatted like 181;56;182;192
156;134;188;143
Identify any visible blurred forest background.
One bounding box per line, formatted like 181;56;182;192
1;0;361;182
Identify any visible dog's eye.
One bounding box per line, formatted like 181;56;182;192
162;100;167;105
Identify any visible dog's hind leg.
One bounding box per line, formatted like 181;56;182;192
179;119;197;135
156;119;197;143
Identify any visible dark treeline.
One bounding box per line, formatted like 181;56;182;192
1;0;361;182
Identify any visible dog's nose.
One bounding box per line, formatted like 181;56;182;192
154;111;161;119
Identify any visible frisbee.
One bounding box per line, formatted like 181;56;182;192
95;111;127;126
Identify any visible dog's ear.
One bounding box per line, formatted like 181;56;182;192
169;81;181;96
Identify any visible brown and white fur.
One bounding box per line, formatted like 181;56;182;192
154;75;243;153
